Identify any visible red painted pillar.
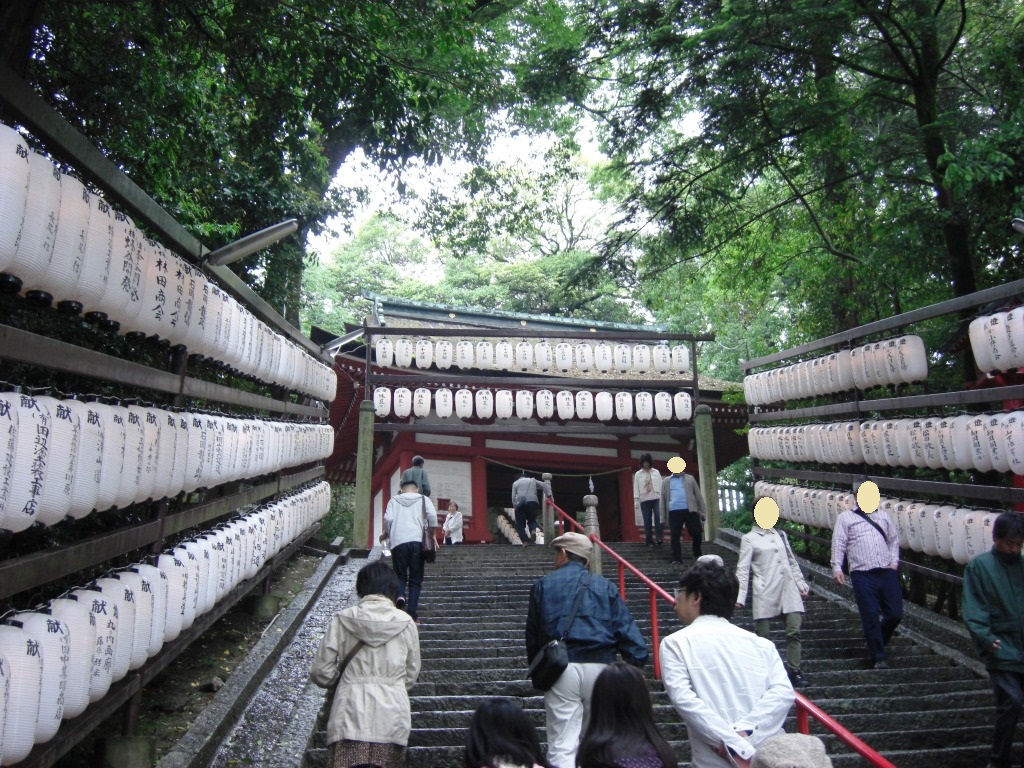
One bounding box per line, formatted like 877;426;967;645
470;451;492;543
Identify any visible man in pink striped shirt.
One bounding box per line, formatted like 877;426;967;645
830;479;903;669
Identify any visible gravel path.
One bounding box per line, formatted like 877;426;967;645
208;554;368;767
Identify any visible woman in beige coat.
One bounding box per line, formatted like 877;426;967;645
310;560;421;768
735;517;810;687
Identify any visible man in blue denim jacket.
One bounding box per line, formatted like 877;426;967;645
526;532;648;768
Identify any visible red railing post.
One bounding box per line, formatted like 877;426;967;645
619;563;626;601
796;701;810;734
649;587;661;678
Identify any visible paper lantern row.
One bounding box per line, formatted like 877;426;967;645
749;412;1024;474
0;392;334;534
496;514;524;546
373;338;691;375
969;309;1024;374
0;122;335;403
756;480;1001;565
0;482;329;765
372;387;693;423
743;335;928;406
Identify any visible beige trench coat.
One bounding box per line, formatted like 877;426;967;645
309;594;421;746
735;527;809;620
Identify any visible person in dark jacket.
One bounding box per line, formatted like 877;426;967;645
399;455;431;498
525;532;648;768
963;511;1024;768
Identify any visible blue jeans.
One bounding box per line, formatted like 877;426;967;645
640;499;663;544
990;670;1024;767
390;541;425;619
850;567;903;662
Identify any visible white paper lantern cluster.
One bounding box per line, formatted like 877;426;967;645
373;337;691;375
755;480;1001;565
0;123;335;404
370;387;694;423
0;482;328;760
748;423;864;465
0;392;333;534
496;513;523;546
744;336;928;406
969;310;1024;374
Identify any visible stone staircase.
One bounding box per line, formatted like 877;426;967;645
306;538;996;767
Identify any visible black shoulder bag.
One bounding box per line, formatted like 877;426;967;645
854;509;890;543
527;573;591;691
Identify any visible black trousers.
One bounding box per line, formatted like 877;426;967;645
669;508;703;561
990;669;1024;767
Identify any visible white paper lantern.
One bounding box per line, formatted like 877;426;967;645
984;313;1013;372
63;399;103;519
93;578;135;682
48;596;96;720
614;344;632;373
515;341;534;371
674;392;693;421
456;341;475;369
157;552;188;643
394;338;413;368
536;390;554;419
950;508;972;564
896;335;928;383
516;390;535;420
614;392;634;421
20;395;74;528
969;316;996;373
594;343;612;373
413;388;432;418
576;343;594;372
455;389;474;419
633;344;652;373
373;387;392;418
654;392;673;421
595;392;614;421
0;622;43;764
475;389;494;419
495;390;514;419
393;387;412;418
0;123;30;273
556;391;574;421
1003;411;1024;475
534;341;553;372
0;392;20;526
671;345;691;374
1007;308;1024;369
413;339;433;370
555;342;574;373
39;172;93;305
112;571;150;671
434;340;453;370
495;340;514;370
135;563;169;659
575;391;594;420
17;611;70;742
374;337;394;367
652;344;671;374
476;341;494;369
434;388;453;418
936;417;959;471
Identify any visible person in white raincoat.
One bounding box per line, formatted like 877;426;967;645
310;560;421;768
735;498;810;687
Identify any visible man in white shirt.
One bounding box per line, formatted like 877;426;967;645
661;559;795;768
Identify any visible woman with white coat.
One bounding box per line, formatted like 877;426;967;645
735;497;810;688
310;560;421;768
442;500;464;545
633;453;663;547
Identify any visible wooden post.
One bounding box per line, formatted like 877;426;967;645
694;404;720;542
354;399;375;549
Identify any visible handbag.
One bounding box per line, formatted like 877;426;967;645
527;573;590;691
421;496;438;563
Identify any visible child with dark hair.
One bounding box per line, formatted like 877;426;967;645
310;559;420;768
661;561;794;768
576;662;678;768
463;698;552;768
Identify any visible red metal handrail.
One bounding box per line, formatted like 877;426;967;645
547;502;897;768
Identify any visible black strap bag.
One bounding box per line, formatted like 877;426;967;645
527;574;590;691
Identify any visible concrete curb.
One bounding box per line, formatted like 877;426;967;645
156;552;343;768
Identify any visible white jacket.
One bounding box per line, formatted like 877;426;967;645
442;509;463;542
633;467;662;504
309;594;420;745
384;492;438;547
660;615;794;766
735;527;808;620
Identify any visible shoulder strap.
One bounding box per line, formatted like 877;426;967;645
560;573;591;639
854;509;889;543
330;639;367;693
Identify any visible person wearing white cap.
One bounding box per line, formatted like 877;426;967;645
525;531;648;768
750;733;833;768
